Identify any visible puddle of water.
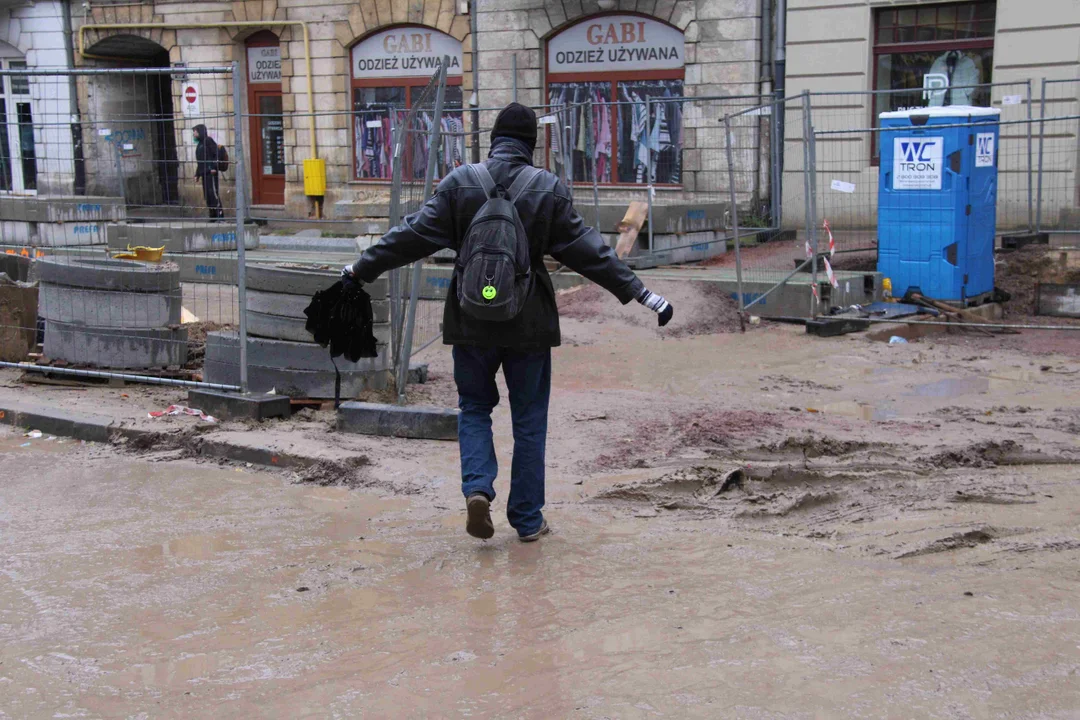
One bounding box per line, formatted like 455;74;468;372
823;401;898;421
910;377;990;398
133;533;236;566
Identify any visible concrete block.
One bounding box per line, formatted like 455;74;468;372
44;322;188;369
35;221;108;247
204;359;391;399
337;401;458;440
247;289;390;322
0;196;126;224
246;264;389;299
107;223;259;254
0;284;38;362
35;256;180;292
805;317;870;337
38;284;182;328
206;331;390;373
186;389;291;421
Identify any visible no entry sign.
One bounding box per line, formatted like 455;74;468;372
182;82;201;117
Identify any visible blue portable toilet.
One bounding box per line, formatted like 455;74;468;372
878;106;1000;304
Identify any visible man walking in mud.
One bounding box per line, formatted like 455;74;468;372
343;103;673;542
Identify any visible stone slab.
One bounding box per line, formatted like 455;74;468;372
247;288;389;322
246;264;388;300
0;196;126;223
107;223;259;253
36;256;180;292
39;284;182;328
0;285;38;362
0;220;108;247
44;322;188;369
186;389;291;421
206;331;390;373
337;401;459;441
204;359;391;398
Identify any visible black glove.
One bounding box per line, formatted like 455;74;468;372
340;264;363;289
638;287;674;327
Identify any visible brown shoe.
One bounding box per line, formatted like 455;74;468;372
518;519;551;543
466;494;494;539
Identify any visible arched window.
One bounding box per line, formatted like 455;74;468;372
546;14;684;186
350;25;464;181
0;41;36;194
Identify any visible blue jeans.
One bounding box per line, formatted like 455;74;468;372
453;345;551;537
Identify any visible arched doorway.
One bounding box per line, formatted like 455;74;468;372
83;35;180;207
245;30;284;206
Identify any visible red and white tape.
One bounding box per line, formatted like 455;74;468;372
823;256;839;289
823;219;835;258
148;404;219;423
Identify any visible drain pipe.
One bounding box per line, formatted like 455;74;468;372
78;20;321;213
62;0;86;195
773;0;787;227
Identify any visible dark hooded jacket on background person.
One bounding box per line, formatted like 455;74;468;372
350;135;644;350
193;124;219;182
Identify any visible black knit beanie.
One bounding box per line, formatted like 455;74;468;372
490;102;537;152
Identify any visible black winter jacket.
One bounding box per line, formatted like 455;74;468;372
193;124;219;182
351;137;645;349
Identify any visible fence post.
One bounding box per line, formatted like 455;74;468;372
231;61;249;393
1026;78;1034;233
724;114;745;330
770;93;782;230
1036;77;1047;234
397;58;448;405
587;99;600;228
387;113;405;375
801;91;819;317
647;96;654;252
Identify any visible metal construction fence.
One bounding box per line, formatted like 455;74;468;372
723;82;1080;320
0;65;246;391
2;63;1078;395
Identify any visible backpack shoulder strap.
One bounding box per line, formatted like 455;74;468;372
468;163;497;199
507;166;542;203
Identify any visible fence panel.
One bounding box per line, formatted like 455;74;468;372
0;66;243;390
1037;79;1080;234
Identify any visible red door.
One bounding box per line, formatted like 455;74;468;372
250;90;284;205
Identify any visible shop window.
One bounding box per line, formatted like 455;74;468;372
350;26;465;182
546;14;685;186
873;1;996;128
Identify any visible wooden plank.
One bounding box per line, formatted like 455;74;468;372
614;201;649;259
1036;283;1080;318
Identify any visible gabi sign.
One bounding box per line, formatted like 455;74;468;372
352;27;463;79
548;15;684;74
247;46;281;83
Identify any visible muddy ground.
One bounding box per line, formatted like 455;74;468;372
2;276;1080;717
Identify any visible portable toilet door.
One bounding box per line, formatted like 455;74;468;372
966;116;1000;300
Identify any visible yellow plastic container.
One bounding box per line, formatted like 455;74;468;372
113;245;165;262
303;158;326;196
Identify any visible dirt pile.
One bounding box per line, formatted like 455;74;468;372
557;279;750;336
293;456;370;487
996;245;1080;316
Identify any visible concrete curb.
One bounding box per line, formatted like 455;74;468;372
36;256;180;292
0;398;326;470
44;323;188;368
206;331;390;373
246;263;389;299
337;401;458;440
247;289;390;323
39;284;182;328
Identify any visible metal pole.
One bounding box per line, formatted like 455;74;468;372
647;96;655;252
231;61;249;393
511;53;518;103
470;1;480;164
0;362;241;391
1036;78;1046;233
770;93;781;230
801;92;819;317
724;115;746;328
387;114;404;364
397;59;448;404
586;99;600;227
1026;79;1034;233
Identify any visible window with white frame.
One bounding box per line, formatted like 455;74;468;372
0;55;37;194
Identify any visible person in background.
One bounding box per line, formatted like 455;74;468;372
343;103;673;543
192;124;224;219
